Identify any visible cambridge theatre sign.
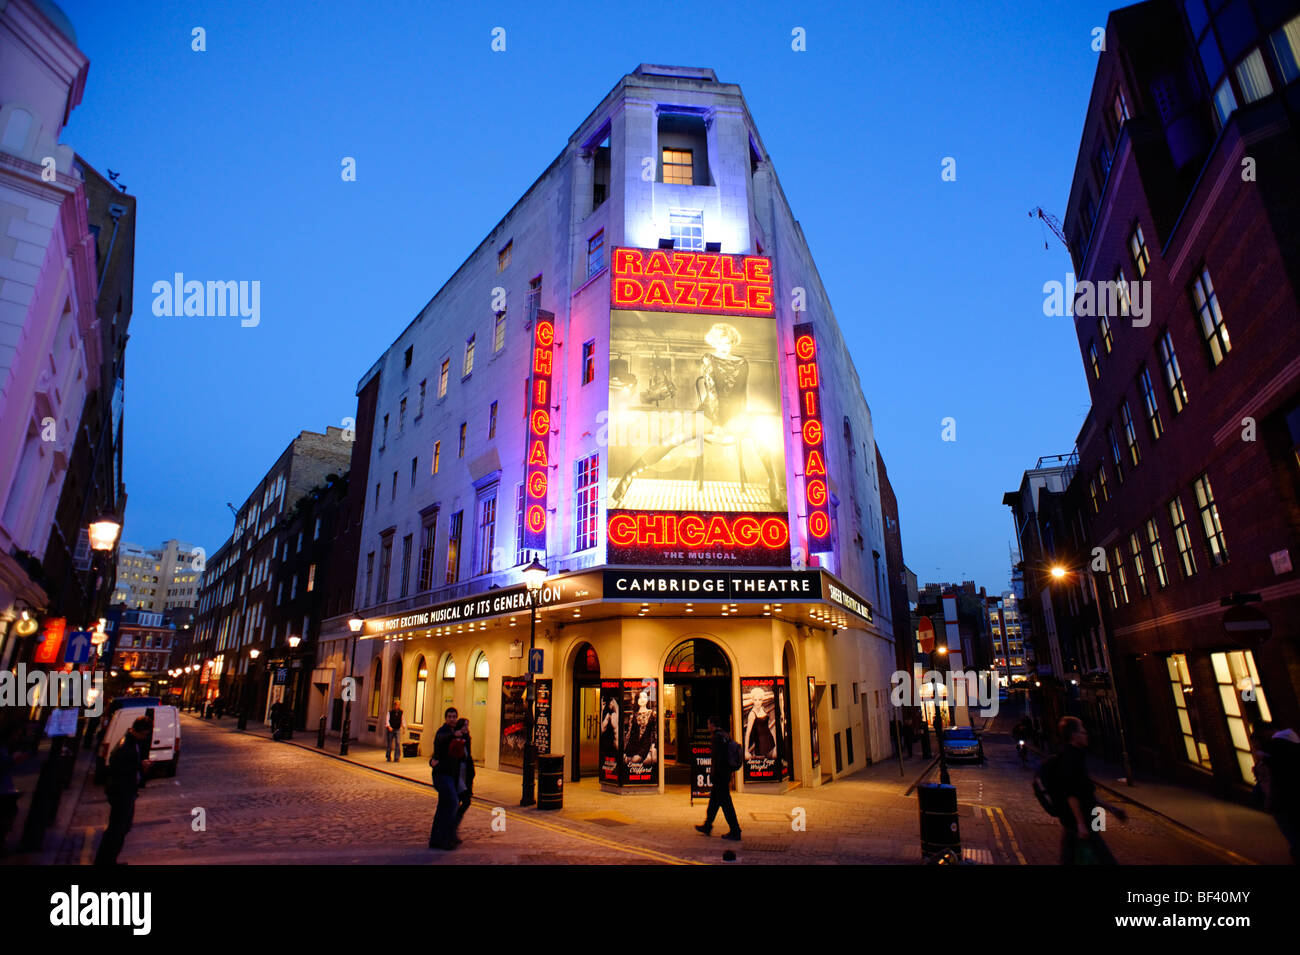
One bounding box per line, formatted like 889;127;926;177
364;569;872;636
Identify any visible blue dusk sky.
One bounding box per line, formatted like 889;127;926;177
59;0;1116;594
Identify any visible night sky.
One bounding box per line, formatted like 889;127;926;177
60;0;1116;593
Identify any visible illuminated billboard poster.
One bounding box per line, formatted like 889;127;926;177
740;676;784;782
500;676;527;768
599;679;621;783
792;323;833;554
522;310;555;552
607;248;788;566
621;678;658;785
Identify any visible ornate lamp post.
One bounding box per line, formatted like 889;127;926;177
520;558;547;807
342;613;363;755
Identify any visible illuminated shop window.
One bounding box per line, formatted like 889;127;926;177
1211;651;1271;783
369;657;383;719
662;148;693;185
1167;653;1212;770
669;209;704;251
413;656;428;726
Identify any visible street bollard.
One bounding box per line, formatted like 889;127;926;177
918;782;960;861
317;715;326;749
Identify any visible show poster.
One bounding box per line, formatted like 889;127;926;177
606;293;789;568
533;678;552;755
740;677;782;782
808;676;821;769
620;678;658;785
691;732;713;800
500;676;527;768
776;677;793;781
599;679;622;783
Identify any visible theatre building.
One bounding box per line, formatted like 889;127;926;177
318;64;904;794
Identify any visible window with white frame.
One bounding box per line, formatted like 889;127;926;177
575;454;599;550
669;209;704;251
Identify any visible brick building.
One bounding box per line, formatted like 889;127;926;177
1058;0;1300;796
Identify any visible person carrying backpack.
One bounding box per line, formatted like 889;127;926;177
695;716;742;841
1036;716;1127;864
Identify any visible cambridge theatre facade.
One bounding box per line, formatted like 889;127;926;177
318;65;902;794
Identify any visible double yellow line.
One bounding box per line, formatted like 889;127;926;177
983;806;1027;865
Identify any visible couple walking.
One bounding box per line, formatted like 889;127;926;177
428;707;475;850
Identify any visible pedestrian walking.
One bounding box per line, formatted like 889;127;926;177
1049;715;1127;864
214;696;225;720
428;707;460;850
454;717;475;830
384;698;406;762
270;701;288;741
94;716;153;866
1252;725;1300;863
695;716;742;841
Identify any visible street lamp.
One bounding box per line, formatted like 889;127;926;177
342;613;364;755
1050;564;1134;787
520;557;547;807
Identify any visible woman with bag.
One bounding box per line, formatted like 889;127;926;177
453;718;475;835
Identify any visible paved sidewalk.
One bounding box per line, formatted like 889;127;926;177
195;713;956;864
1083;757;1290;865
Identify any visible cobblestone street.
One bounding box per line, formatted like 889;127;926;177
46;714;1247;865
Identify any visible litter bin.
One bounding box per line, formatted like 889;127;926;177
537;754;564;810
402;741;419;758
917;782;960;859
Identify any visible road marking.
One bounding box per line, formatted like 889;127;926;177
995;807;1027;865
984;807;1008;860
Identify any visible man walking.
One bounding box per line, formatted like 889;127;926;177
695;716;742;841
94;716;152;866
428;707;460;850
385;697;406;762
1055;716;1127;864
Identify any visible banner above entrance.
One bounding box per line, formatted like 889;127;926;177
361;567;872;636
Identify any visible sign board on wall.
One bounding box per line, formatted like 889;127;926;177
522;310;555;553
808;676;821;769
534;678;552;755
597;677;659;786
691;733;713;800
606;246;788;567
792;324;832;554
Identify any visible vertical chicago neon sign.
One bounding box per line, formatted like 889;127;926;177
523;310;555;552
793;323;832;554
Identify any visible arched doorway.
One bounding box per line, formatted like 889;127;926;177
389;653;404;714
571;643;601;782
435;653;456;725
412;655;428;728
782;642;799;783
368;657;384;728
469;651;489;762
663;638;732;785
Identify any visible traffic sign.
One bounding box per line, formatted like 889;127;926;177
1223;605;1270;647
529;649;544;674
917;617;935;655
64;630;93;664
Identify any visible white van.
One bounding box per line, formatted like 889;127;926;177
94;704;182;782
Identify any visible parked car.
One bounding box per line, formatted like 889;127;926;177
94;704;181;783
941;726;984;762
